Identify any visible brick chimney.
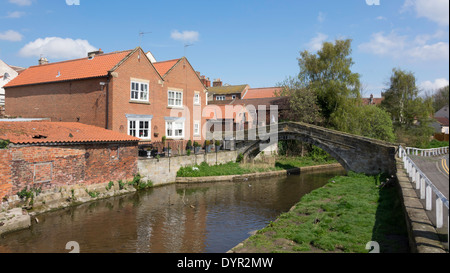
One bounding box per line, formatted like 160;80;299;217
88;48;104;58
200;75;211;88
38;57;49;65
213;78;222;87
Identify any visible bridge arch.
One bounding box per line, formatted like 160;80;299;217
232;122;397;175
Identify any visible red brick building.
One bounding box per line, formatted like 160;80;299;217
0;121;139;201
4;47;208;144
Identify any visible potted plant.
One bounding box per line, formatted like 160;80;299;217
186;140;193;151
205;140;212;153
193;141;201;154
215;140;221;151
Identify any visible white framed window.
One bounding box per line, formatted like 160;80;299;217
165;117;185;139
168;90;183;107
194;92;200;105
232;95;236;100
216;96;225;101
130;81;149;102
194;120;200;136
126;114;153;140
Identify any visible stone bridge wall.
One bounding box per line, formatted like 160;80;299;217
235;122;398;175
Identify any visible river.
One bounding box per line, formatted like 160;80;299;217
0;168;346;253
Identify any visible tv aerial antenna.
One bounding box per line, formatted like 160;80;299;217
139;31;152;47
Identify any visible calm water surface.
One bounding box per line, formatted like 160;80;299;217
0;169;346;253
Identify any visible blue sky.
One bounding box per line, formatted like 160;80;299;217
0;0;448;97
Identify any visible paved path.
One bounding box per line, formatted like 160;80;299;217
409;154;449;250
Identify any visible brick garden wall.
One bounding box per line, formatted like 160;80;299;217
0;143;137;201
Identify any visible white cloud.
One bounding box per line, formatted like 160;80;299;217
170;30;199;43
9;0;32;6
359;31;449;61
19;37;97;59
5;11;26;18
0;30;23;41
419;78;449;91
403;0;449;26
306;33;328;52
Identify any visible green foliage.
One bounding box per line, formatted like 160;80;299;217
381;68;434;127
380;68;435;146
277;78;322;124
186;149;191;156
236;153;244;163
106;181;114;191
17;186;42;204
118;180;125;190
0;139;10;149
432;85;449;113
421;139;449;149
330;104;395;142
127;174;153;190
239;172;408;253
298;39;361;123
85;189;100;198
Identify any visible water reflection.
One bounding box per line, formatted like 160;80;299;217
0;169;345;253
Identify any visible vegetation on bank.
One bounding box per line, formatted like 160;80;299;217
232;172;409;253
176;155;337;178
418;139;449;149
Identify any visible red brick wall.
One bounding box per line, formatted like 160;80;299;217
159;58;207;143
0;143;137;201
5;77;108;128
0;149;12;201
110;51;207;143
109;49;163;135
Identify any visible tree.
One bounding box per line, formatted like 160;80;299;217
381;68;434;146
381;68;432;126
277;76;322;124
432;85;449;112
297;39;361;124
330;104;395;142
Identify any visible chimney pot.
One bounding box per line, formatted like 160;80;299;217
88;49;104;58
38;57;49;65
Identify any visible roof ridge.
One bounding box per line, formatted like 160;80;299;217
27;49;134;68
154;58;182;64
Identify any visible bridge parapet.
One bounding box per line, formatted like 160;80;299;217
211;122;398;175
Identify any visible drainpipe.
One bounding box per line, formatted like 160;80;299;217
105;74;111;130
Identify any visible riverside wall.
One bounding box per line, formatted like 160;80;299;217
137;150;239;186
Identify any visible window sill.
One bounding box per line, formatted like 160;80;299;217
129;100;151;105
166;137;185;140
167;106;184;109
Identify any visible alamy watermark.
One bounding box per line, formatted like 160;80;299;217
365;0;380;6
66;0;80;5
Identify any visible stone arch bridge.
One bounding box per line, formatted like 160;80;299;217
214;122;398;175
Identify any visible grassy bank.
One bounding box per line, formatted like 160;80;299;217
176;156;337;177
231;172;409;253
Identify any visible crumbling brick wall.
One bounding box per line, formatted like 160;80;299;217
0;143;137;201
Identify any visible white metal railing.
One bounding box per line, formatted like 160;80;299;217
398;146;449;246
405;146;449;157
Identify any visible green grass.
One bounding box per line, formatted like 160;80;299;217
233;172;408;253
177;156;337;178
420;139;449;149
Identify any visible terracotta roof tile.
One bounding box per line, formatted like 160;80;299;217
4;50;132;87
153;59;180;77
243;87;282;99
0;122;139;145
